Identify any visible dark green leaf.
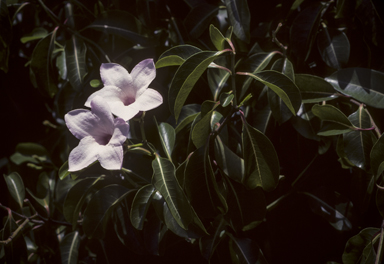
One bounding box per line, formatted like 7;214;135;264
242;120;279;191
224;0;250;43
3;172;25;209
326;68;384;109
291;104;321;141
83;184;133;239
60;231;80;264
302;187;356;231
317;26;350;69
199;218;228;260
59;161;70;180
0;0;11;73
192;110;214;149
184;3;219;39
151;156;193;229
336;135;355;169
371;133;384;178
376;184;384;218
130;184;155;230
343;106;375;170
65;36;87;91
26;173;51;216
56;50;67;80
296;74;338;103
30;34;57;97
312;104;354;129
290;2;326;63
173;104;201;133
227;233;268;264
156;45;202;68
2;213;27;263
239;70;301;115
169;50;229;122
335;0;356;19
342;228;379;264
208;65;231;101
219;92;234;107
20;27;48;43
156;122;176;162
210;24;226;51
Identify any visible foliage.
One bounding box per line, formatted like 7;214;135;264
1;0;384;263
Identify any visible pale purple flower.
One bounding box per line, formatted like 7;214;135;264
65;96;129;172
85;59;163;121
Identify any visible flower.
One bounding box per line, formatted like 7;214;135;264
65;96;129;171
85;59;163;121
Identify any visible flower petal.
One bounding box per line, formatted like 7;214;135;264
68;137;100;171
90;96;114;135
65;109;99;140
109;104;140;121
98;145;124;170
131;59;156;97
85;86;123;108
130;88;163;111
100;63;133;89
109;118;130;146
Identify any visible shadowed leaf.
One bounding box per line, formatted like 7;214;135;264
65;36;87;91
130;184;155;230
156;45;202;68
224;0;250;43
60;231;80;264
3;172;25;209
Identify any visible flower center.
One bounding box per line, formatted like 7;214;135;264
124;97;135;106
95;133;113;145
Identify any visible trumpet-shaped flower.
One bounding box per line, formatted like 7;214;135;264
65;96;129;171
85;59;163;121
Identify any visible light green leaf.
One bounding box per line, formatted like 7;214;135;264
296;74;338;103
210;24;226;51
3;172;25;209
169;50;229;122
83;184;133;239
156;45;202;68
90;79;101;88
219;92;234;107
20;27;48;43
130;184;155;230
59;161;70;180
242;120;279;191
60;231;80;264
224;0;250;43
151;156;193;229
65;36;87;91
326;68;384;109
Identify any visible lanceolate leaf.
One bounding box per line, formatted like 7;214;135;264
208;67;231;101
156;45;202;68
238;70;301;115
242;119;279;191
169;50;230;122
224;0;250;43
210;24;226;51
151;156;193;229
156;122;176;161
326;68;384;109
312;104;354;129
65;36;87;92
370;133;384;177
317;26;350;69
60;231;80;264
3;172;25;209
343;106;375;170
184;3;219;39
83;184;133;239
296;74;338;103
342;228;379;264
130;184;155;230
174;104;201;133
192;109;214;149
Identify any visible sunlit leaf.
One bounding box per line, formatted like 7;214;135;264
65;36;87;91
3;172;25;209
156;45;202;68
184;3;219;39
60;231;80;264
242;120;279;191
170;50;229;122
296;74;338;103
342;228;379;264
210;24;226;51
130;184;155;230
151;156;193;229
224;0;250;43
83;184;133;239
317;26;350;69
326;68;384;109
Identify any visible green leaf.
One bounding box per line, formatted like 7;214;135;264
85;10;151;45
326;68;384;109
317;26;350;69
199;218;228;260
295;74;338;103
3;172;25;209
0;0;11;73
151;156;193;229
65;36;87;91
239;70;301;115
227;233;268;264
301;187;356;231
173;104;201;134
156;45;202;68
30;34;57;97
90;79;101;88
130;184;155;230
291;104;321;141
2;213;27;263
83;184;133;239
169;50;229;122
208;65;231;101
20;27;48;43
60;231;80;264
214;136;244;183
342;228;379;264
26;172;52;215
59;161;70;180
56;50;67;80
192;110;214;149
210;24;226;51
242;120;279;191
343;106;375;170
371;133;384;178
156;122;176;162
224;0;250;43
312;104;354;129
10;142;49;165
219;92;234;107
184;3;219;39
